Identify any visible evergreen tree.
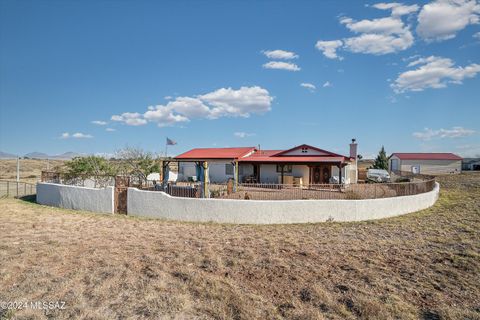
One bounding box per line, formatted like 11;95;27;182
372;146;389;170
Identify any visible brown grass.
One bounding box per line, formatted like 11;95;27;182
0;159;65;183
0;173;479;319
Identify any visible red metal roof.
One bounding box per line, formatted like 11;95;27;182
175;147;256;160
238;156;347;163
391;153;463;160
273;144;346;158
175;145;352;163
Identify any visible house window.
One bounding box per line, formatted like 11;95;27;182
301;147;308;153
276;165;292;173
225;163;234;175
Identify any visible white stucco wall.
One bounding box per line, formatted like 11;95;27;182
127;182;439;224
36;182;114;214
259;164;278;183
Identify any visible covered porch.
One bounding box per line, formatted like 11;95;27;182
238;162;349;185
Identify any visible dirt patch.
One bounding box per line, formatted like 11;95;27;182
0;173;479;319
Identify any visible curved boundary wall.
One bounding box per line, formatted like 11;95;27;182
37;182;114;214
127;182;440;224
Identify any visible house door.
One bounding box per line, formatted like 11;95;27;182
253;164;260;182
391;159;398;172
311;166;322;184
311;166;331;184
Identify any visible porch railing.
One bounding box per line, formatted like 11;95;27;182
205;179;435;200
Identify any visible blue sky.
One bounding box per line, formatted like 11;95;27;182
1;0;479;158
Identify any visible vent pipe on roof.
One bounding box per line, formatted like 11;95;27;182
350;138;357;159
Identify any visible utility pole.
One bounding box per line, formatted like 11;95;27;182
16;156;20;182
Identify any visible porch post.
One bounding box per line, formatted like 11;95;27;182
203;161;209;198
280;164;285;184
234;160;239;191
338;162;343;184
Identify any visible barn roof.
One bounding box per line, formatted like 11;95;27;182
390;153;463;161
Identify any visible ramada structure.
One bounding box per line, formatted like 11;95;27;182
175;141;358;185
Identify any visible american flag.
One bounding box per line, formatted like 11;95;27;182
166;137;177;145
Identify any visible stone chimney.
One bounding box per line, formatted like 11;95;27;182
349;138;357;160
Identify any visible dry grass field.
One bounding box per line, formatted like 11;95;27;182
0;159;65;183
1;173;479;320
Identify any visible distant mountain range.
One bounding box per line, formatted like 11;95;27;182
0;151;83;160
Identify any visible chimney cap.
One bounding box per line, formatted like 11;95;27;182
351;138;356;143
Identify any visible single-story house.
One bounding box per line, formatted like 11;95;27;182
175;142;358;185
389;153;462;175
462;158;480;171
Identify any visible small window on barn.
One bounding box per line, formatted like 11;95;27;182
276;165;292;173
301;147;308;153
225;163;234;175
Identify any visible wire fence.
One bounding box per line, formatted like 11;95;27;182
0;180;37;198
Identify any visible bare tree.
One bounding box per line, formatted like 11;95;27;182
114;147;160;186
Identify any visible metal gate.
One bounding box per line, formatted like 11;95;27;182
114;176;130;214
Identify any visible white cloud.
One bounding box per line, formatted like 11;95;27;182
91;120;107;125
315;40;343;59
341;16;406;34
199;86;273;118
60;132;93;139
474;31;480;39
413;126;475;140
262;61;301;71
164;97;211;118
316;3;417;57
143;107;190;127
111;86;273;127
372;2;419;16
234;132;255;138
343;30;414;54
391;56;480;93
322;81;332;87
340;14;415;55
417;0;480;41
300;83;316;91
164;96;173;100
105;128;116;132
262;49;298;60
111;112;148;126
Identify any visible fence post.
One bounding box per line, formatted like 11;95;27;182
16;182;19;197
24;183;26;196
6;181;9;197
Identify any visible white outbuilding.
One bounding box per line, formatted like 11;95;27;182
389;153;462;175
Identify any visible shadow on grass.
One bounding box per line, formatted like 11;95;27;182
17;194;37;204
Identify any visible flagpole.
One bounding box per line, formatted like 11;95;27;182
165;138;168;158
